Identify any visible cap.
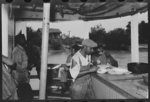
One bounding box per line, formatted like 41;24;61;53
82;39;97;48
15;33;26;45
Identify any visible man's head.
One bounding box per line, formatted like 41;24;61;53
82;39;97;55
93;44;104;55
15;32;27;48
71;44;82;54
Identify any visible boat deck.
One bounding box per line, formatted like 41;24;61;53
29;68;71;100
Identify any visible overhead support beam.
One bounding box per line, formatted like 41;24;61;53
0;0;149;4
148;0;150;64
131;13;140;62
2;4;9;56
14;10;43;21
39;3;50;100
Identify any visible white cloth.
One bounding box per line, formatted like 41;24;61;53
58;67;64;78
69;50;90;81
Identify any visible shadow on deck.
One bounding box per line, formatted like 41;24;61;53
30;75;71;100
33;89;71;100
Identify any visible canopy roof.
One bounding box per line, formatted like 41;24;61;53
2;0;148;21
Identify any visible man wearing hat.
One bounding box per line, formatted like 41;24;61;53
12;32;33;100
69;39;98;99
12;32;29;85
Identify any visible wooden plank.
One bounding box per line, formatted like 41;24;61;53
92;73;148;98
14;9;43;20
92;74;137;99
100;73;148;81
0;0;148;4
91;76;128;99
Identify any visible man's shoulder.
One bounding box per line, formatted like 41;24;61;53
104;51;111;57
66;54;72;61
13;46;20;53
13;46;25;54
72;51;80;59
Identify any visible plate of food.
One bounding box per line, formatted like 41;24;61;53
97;64;112;74
107;68;131;75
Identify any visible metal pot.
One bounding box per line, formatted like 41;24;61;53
127;63;149;74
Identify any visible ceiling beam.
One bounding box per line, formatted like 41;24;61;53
0;0;148;5
14;9;43;21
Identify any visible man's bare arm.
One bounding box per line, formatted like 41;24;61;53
77;65;98;78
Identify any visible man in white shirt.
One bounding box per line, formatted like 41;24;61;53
69;39;98;99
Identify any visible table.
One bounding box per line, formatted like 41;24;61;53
91;73;148;99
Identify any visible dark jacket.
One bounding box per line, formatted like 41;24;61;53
91;51;118;67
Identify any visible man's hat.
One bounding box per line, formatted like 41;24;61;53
15;31;26;46
82;39;97;48
70;44;82;52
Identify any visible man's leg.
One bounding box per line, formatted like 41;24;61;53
86;76;96;99
70;79;88;99
60;68;68;94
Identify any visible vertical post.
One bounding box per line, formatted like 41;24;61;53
148;3;150;99
2;4;9;56
39;3;50;100
131;13;140;62
148;1;150;64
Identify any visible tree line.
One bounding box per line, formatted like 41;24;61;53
27;27;83;50
89;21;149;50
26;20;148;51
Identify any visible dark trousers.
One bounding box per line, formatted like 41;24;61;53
17;83;33;100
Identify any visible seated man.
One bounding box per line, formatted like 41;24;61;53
91;44;118;67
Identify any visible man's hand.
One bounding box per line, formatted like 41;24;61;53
61;64;66;68
90;66;99;72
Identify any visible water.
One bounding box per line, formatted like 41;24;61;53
110;50;148;68
47;49;148;68
47;49;70;64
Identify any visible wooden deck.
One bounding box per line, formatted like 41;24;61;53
29;68;71;100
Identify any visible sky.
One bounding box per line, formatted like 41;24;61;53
27;11;148;39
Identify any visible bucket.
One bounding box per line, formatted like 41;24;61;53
127;63;149;74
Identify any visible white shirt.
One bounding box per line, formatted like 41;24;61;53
69;50;90;81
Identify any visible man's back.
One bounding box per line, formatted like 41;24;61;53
70;51;90;81
12;45;28;71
